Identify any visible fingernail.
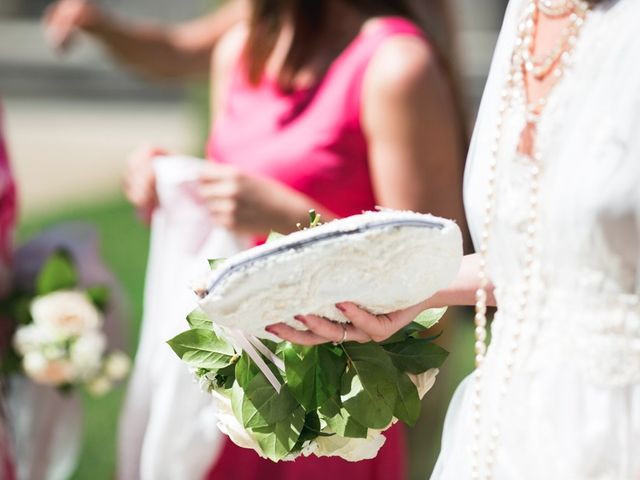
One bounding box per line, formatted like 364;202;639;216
335;303;346;312
294;315;307;325
265;326;277;333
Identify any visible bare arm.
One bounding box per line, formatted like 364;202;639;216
362;35;467;230
267;253;495;344
267;39;484;344
44;0;247;80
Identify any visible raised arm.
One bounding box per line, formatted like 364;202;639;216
43;0;247;80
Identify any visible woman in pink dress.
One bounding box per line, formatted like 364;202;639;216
125;1;466;478
0;102;18;480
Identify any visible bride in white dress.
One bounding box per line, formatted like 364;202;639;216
271;0;640;478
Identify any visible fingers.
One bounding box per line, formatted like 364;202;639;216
336;302;410;343
196;181;238;202
43;0;84;51
198;163;238;183
265;323;328;346
295;315;371;344
122;145;161;212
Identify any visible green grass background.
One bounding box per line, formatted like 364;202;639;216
18;197;474;479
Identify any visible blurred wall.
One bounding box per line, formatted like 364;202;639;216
0;1;217;216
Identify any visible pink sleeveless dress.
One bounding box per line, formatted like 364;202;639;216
0;101;17;480
206;17;424;480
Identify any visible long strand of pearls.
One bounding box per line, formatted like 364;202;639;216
471;1;590;479
521;1;588;80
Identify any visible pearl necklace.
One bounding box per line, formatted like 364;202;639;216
538;0;580;17
521;1;589;79
470;1;590;479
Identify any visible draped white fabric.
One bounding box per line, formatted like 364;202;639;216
117;156;249;480
432;0;640;478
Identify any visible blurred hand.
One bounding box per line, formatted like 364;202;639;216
197;163;311;234
43;0;103;52
123;145;165;224
266;301;431;346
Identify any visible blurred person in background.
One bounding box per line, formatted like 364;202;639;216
44;0;248;80
0;102;18;480
124;0;467;479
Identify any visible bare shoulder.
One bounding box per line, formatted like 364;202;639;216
210;23;248;113
364;35;443;101
212;22;248;74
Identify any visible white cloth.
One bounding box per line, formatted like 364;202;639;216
433;1;640;478
117;156;249;480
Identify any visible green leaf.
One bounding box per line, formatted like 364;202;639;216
86;286;109;310
292;411;322;452
236;353;298;427
215;363;237;390
266;231;285;243
324;406;368;439
36;251;77;295
393;372;421;426
252;406;305;461
167;329;235;369
381;308;447;345
383;339;449;374
283;343;346;412
340;343;398;430
414;307;447;330
208;258;226;270
186;308;213;330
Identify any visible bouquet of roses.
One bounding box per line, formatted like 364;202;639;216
0;250;130;396
169;211;452;462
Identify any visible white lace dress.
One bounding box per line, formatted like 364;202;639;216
432;0;640;478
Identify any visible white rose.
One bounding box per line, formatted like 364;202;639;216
13;324;59;355
316;430;387;462
23;352;76;386
86;375;113;397
104;351;131;381
211;390;262;452
70;331;107;379
31;290;103;337
408;368;439;399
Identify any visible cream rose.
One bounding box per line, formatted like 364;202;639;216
70;330;107;379
408;368;439;399
23;352;76;386
315;429;387;462
31;290;103;337
13;323;59;355
104;351;131;381
86;375;113;396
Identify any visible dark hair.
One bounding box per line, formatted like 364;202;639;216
244;0;456;90
244;0;468;147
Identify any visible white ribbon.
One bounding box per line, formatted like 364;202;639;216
229;329;284;393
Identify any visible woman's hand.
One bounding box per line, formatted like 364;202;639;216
266;301;432;346
197;163;326;234
266;254;494;346
44;0;104;51
123;145;165;224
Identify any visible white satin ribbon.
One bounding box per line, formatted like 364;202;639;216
228;329;284;393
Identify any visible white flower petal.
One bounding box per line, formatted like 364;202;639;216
31;290;103;337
